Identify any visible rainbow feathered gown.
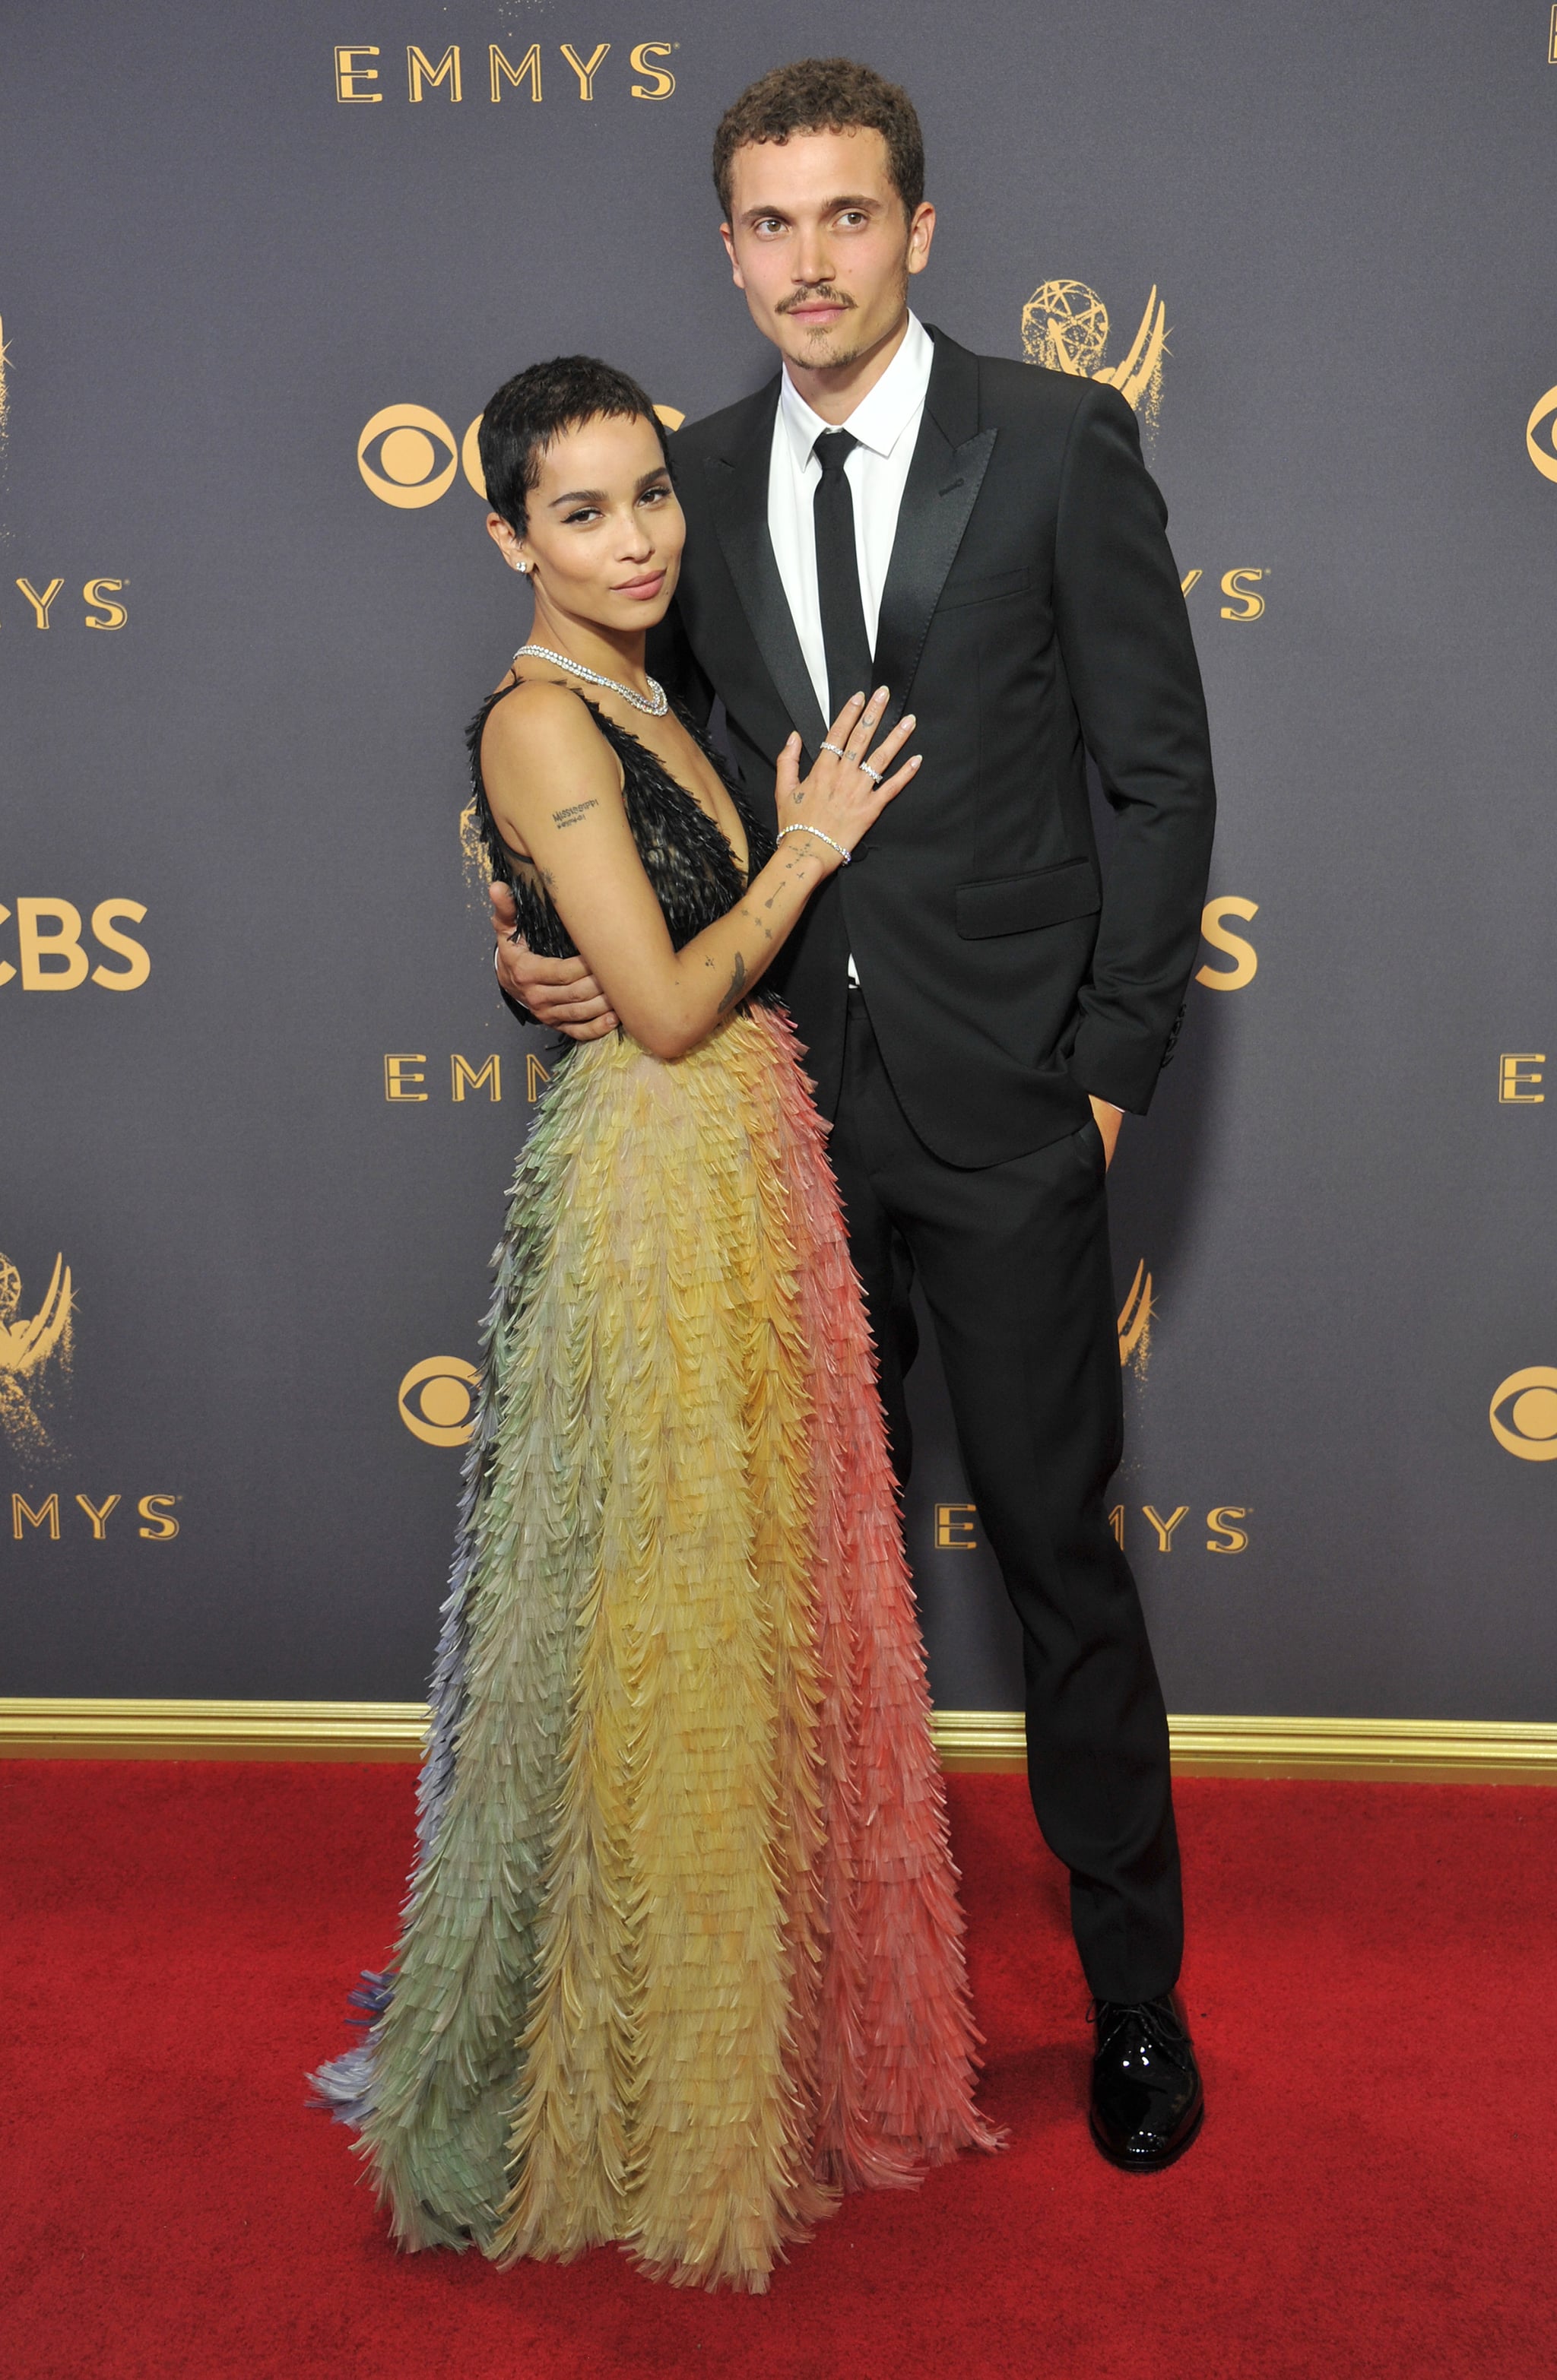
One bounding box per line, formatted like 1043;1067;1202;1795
312;697;997;2291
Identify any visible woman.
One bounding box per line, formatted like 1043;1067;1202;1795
312;357;997;2291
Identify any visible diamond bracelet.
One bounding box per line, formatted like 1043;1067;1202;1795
777;823;851;867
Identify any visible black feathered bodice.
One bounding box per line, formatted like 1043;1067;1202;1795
466;680;774;971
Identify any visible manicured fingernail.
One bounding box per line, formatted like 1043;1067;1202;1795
874;686;887;702
850;691;865;704
910;754;922;766
903;713;916;727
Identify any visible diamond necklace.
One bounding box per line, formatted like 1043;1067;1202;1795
512;642;668;718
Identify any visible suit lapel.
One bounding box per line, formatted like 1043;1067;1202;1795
873;330;996;740
703;381;829;758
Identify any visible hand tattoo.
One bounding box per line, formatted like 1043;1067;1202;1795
550;800;599;830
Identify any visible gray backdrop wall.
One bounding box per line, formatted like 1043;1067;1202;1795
3;1;1554;1721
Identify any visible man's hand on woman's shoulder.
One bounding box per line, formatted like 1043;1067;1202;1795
490;883;620;1040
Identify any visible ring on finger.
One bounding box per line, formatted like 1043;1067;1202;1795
820;740;847;759
858;760;883;786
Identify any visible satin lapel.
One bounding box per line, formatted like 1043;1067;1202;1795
873;333;997;740
703;383;829;759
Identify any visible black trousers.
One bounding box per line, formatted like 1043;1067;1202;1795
828;988;1183;2004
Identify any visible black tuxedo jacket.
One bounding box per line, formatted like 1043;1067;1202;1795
650;325;1216;1168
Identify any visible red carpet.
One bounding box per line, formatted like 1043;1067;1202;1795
2;1761;1552;2379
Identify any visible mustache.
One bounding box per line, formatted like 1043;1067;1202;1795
778;285;857;316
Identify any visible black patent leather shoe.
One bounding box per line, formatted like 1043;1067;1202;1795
1089;1992;1203;2172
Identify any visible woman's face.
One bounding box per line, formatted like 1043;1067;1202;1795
489;411;683;634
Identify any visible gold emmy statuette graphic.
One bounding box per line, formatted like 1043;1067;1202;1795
1118;1260;1153;1375
458;797;492;891
0;1250;73;1456
1020;280;1168;439
398;1355;480;1447
1489;1367;1557;1461
1527;383;1557;482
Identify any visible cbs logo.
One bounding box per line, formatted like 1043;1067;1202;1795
398;1355;480;1445
1526;384;1557;483
1489;1367;1557;1462
1;899;149;990
359;401;685;507
359;406;486;508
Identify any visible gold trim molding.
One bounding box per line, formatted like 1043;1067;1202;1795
934;1710;1557;1780
1;1700;1555;1779
0;1698;428;1761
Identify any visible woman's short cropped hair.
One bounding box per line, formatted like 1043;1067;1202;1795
479;356;669;534
712;58;924;222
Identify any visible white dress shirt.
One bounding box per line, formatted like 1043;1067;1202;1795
766;311;934;724
767;313;933;987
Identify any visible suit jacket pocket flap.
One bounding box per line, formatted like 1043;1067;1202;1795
936;564;1037;612
955;859;1101;939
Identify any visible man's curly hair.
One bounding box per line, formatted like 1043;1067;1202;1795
712;58;924;222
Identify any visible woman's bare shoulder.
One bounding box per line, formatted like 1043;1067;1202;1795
483;678;615;773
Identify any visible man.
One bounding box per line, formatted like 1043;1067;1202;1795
494;58;1216;2171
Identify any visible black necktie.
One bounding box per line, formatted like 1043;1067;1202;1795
811;429;873;723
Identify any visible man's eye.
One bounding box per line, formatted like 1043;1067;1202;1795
838;211;867;227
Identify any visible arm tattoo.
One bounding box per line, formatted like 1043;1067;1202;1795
717;951;748;1013
550;799;599;830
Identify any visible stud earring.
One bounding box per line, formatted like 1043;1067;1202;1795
515;558;529;575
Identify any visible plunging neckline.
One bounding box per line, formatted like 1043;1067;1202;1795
471;674;773;978
496;673;753;889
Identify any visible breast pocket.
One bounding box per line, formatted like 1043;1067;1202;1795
954;858;1101;939
935;565;1038;613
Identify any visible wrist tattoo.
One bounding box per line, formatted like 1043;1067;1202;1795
551;800;599;830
